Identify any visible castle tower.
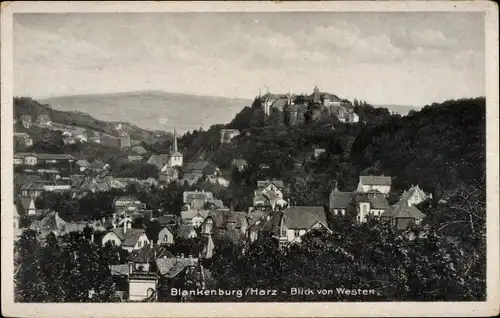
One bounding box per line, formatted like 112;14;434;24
173;128;178;153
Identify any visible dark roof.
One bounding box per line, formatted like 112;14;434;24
282;206;328;229
129;245;174;263
156;214;178;226
147;154;170;169
205;210;247;229
382;201;426;219
21;181;47;191
183;161;210;173
329;189;356;209
110;228;147;247
359;175;392;186
155;258;197;278
176;225;197;239
257;180;284;189
356;192;389;210
30;211;67;231
183;191;213;204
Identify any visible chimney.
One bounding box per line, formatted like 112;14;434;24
128;262;133;275
123;220;127;234
181;253;184;259
90;233;95;243
150;240;153;248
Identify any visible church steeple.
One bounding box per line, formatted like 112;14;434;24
173;128;178;153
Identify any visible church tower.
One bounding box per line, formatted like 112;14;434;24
168;128;183;167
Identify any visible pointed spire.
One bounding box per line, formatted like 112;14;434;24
173;128;178;153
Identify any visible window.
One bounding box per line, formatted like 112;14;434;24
294;230;300;237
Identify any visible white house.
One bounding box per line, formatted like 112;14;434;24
356;192;390;223
356;175;392;195
158;226;175;245
101;220;150;252
256;206;331;246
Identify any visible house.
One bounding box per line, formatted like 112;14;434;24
356;175;392;195
20;181;46;198
329;187;356;216
35;153;76;166
123;244;174;302
20;115;32;128
79;175;126;194
158;226;175;245
14;153;38;165
120;133;131;149
29;211;67;238
156;214;179;227
400;185;431;207
16;197;37;216
200;210;248;237
253;180;286;210
14;132;33;148
183;191;214;209
183;160;220;178
155;256;203;296
147;154;170;171
220;129;240;144
313;148;326;159
382;201;426;231
179;173;203;186
114;196;146;215
158;167;179;184
36;114;52;127
231;159;248;172
101;221;150;252
89;160;110;173
355;192;390;223
75;159;90;172
176;224;198;239
180;210;209;227
256;206;331;246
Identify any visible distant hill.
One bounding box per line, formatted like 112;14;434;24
40;91;253;134
376;104;421;115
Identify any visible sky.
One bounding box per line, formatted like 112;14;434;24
13;12;485;106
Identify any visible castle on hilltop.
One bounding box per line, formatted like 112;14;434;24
256;86;359;126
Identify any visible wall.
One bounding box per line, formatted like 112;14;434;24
360;184;391;194
129;279;157;301
158;228;174;245
102;232;122;247
132;234;150;250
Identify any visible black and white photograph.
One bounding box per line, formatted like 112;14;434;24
1;1;498;317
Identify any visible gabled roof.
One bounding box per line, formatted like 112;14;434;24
147;154;170;169
176;225;197;239
30;211;67;231
257;179;284;189
183;161;210;173
20;114;32;121
129;245;174;263
329;189;356;209
205;210;247;229
21;181;47;191
382;201;426;219
359;175;392;186
155;258;197;278
356;192;389;210
109;228;147;247
181;209;209;221
109;264;129;276
76;159;90;167
282;206;328;229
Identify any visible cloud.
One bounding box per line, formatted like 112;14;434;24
410;28;459;48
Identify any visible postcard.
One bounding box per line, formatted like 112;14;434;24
1;1;498;317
